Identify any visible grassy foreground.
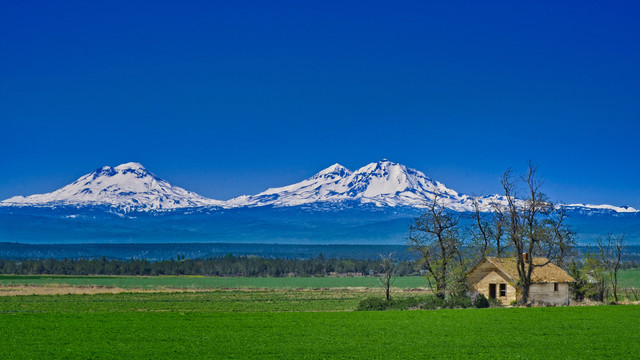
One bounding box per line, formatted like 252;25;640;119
1;290;639;359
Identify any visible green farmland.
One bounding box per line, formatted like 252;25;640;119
1;272;640;359
618;268;640;288
1;290;639;359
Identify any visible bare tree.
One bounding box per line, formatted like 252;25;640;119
500;162;575;304
598;234;624;303
470;198;507;260
470;199;491;260
408;193;462;298
378;253;396;302
490;200;508;257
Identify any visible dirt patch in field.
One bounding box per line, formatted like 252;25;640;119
0;284;434;296
0;285;210;296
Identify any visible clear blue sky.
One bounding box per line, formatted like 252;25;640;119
1;1;639;207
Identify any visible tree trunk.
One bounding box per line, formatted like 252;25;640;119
613;271;618;303
520;282;530;304
435;274;446;299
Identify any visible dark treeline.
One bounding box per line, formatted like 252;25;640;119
0;254;420;277
1;255;637;278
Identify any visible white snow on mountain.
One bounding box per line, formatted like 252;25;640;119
565;203;639;213
0;162;223;211
1;160;636;213
227;160;500;211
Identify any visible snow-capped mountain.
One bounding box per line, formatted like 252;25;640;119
565;203;639;213
2;160;638;245
227;160;500;211
1;160;637;214
1;162;223;211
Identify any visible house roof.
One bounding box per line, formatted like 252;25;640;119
474;257;575;283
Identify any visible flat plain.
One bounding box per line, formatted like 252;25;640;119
1;273;639;359
1;290;639;359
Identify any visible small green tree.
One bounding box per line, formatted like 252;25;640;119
447;254;471;298
567;260;588;301
583;247;608;301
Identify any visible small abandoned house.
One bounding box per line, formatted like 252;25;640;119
467;256;575;305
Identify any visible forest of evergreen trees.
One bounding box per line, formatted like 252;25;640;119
0;255;420;277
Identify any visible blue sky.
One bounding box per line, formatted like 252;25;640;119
1;1;639;207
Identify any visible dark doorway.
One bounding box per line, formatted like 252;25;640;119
489;284;497;299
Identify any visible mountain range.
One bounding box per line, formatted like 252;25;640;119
2;161;638;245
2;160;637;213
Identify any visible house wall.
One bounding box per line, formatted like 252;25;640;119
467;261;497;285
528;283;570;305
469;259;573;306
470;270;517;305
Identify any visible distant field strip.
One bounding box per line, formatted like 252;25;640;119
617;268;640;288
0;290;365;313
0;275;432;290
1;269;638;290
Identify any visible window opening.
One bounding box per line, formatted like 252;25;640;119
499;283;506;297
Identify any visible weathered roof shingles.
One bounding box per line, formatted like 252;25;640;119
483;257;575;283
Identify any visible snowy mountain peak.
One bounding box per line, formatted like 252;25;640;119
313;163;352;179
345;160;467;207
1;162;223;211
87;162;152;182
228;159;475;209
114;162;146;171
354;159;397;174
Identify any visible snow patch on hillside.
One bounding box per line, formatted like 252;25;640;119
566;203;639;213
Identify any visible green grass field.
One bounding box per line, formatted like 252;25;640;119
1;290;638;359
618;268;640;288
1;271;639;359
